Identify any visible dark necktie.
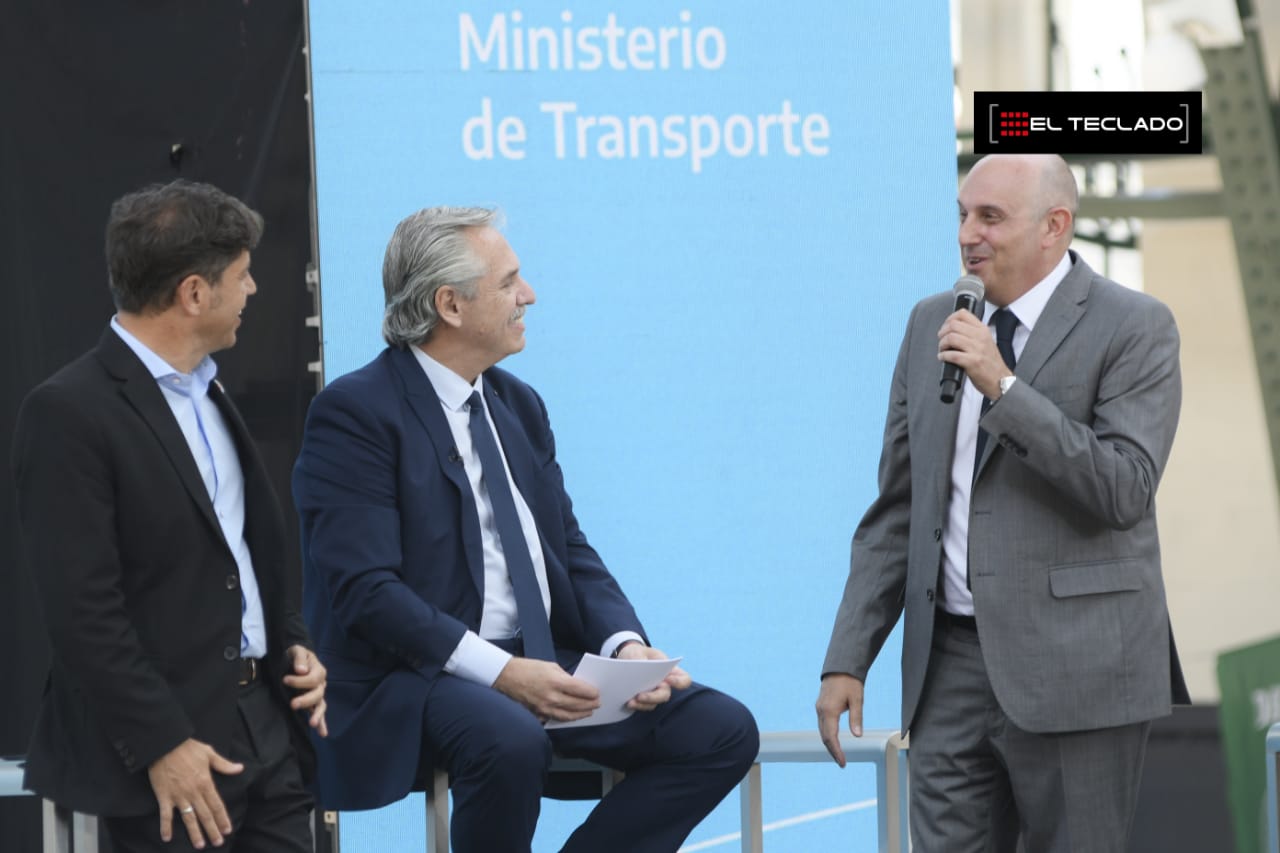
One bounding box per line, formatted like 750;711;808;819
466;391;554;661
973;308;1019;470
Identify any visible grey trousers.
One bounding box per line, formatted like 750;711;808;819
907;611;1151;853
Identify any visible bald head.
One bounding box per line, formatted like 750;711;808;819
967;154;1077;218
957;154;1078;306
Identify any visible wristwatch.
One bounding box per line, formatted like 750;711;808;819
611;640;642;659
998;375;1017;397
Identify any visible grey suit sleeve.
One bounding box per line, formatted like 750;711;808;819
981;295;1181;530
822;308;917;682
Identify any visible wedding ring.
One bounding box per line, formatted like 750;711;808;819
180;806;195;815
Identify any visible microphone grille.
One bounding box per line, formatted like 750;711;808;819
954;275;984;300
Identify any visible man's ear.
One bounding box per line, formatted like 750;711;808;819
173;274;207;316
434;285;464;329
1043;207;1072;246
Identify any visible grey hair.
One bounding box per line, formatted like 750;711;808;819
381;206;501;348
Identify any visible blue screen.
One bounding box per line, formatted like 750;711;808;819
308;2;956;848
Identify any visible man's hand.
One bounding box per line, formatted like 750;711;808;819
283;645;329;737
148;738;244;848
494;657;600;722
815;674;865;768
937;309;1009;399
617;643;691;711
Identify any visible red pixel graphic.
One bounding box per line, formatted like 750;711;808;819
998;110;1030;138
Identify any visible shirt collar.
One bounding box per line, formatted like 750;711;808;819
984;250;1071;332
110;316;218;397
411;346;483;412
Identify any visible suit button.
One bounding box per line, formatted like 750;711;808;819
1016;447;1028;458
926;589;935;602
223;646;238;661
933;528;942;541
226;575;239;590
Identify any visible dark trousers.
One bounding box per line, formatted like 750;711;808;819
421;667;758;853
102;681;313;853
908;611;1152;853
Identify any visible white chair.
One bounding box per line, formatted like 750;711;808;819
320;755;621;853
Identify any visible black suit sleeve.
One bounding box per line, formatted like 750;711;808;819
12;384;193;772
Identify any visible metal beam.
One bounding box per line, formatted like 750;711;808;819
1078;191;1225;220
1201;27;1280;494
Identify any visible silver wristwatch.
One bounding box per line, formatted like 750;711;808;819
998;375;1017;396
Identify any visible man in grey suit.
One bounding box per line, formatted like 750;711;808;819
815;154;1189;852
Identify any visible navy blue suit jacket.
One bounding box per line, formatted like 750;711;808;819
293;346;644;809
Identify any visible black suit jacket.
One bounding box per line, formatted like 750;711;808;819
11;327;314;815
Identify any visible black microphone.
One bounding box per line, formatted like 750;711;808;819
939;275;986;404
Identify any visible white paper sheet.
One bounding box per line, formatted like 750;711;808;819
543;654;683;729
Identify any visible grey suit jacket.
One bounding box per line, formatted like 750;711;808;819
823;253;1190;735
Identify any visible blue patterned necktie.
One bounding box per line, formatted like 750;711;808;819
466;392;554;661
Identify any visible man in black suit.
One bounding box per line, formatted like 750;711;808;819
12;180;328;852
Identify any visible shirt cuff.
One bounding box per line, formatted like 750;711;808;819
601;631;646;659
443;631;513;687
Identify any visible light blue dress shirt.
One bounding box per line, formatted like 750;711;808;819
110;318;267;658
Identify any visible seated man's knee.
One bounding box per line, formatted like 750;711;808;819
473;706;547;768
675;687;759;771
504;713;554;778
446;697;553;785
718;695;760;770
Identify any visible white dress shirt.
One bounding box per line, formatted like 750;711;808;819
939;251;1072;615
412;349;642;687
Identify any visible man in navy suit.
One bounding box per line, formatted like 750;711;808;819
293;206;758;852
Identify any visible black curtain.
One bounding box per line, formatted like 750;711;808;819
0;2;315;847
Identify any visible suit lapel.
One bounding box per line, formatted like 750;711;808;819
97;330;223;537
207;379;272;555
934;399;963;518
974;254;1091;478
484;384;538;503
484;381;565;594
916;298;965;516
208;379;255;471
389;348;485;595
1011;255;1090;387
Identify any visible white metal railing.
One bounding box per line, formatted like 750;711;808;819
738;730;909;853
329;730;911;852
